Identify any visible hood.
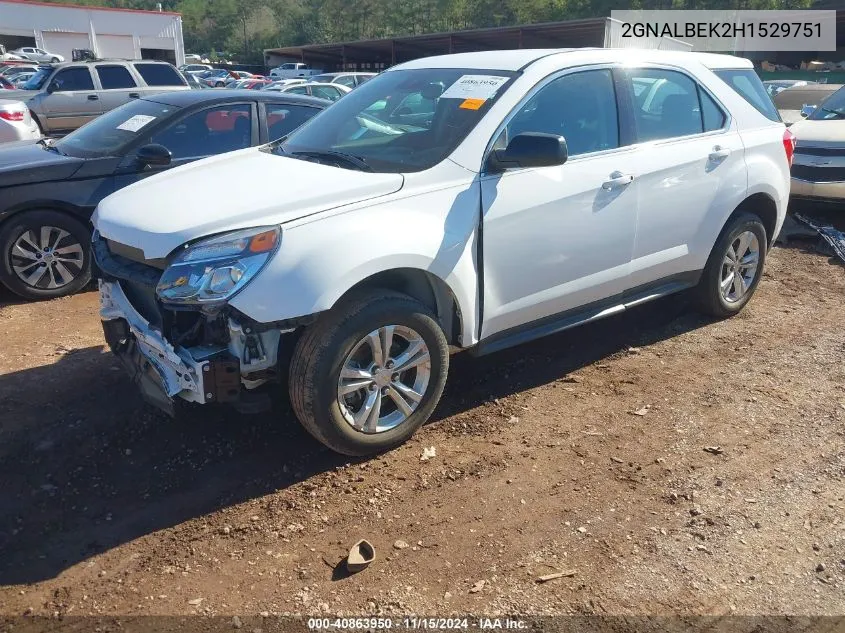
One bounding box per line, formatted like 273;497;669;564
790;118;845;144
0;141;84;188
4;89;38;102
94;147;404;259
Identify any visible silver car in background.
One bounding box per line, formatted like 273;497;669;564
11;47;64;63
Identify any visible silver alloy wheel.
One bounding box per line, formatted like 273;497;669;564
720;230;760;303
337;325;431;434
11;226;84;289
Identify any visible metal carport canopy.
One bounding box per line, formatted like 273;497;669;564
265;18;608;70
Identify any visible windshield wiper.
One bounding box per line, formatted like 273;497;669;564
37;137;64;155
818;107;845;119
289;149;373;172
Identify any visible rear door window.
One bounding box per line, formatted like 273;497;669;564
96;65;137;89
713;69;780;122
266;103;320;140
133;63;185;87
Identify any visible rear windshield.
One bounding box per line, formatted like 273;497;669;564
714;69;781;122
133;63;185;87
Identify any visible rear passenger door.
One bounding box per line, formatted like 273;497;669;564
95;64;141;113
261;102;322;141
620;67;747;291
40;66;102;132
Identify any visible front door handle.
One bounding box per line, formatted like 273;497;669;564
87;94;99;101
128;92;140;99
602;171;634;191
709;145;731;161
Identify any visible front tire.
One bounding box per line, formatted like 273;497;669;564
50;57;60;63
694;212;767;318
0;210;91;300
289;290;449;456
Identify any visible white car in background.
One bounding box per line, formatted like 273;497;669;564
0;100;41;143
11;47;64;63
95;48;791;457
277;82;351;101
309;72;376;88
262;79;307;91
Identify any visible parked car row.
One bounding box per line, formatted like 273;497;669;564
0;90;329;300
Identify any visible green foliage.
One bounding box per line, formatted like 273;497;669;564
26;0;816;61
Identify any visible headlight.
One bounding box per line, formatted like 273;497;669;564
156;226;280;306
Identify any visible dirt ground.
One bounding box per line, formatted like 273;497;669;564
0;223;844;621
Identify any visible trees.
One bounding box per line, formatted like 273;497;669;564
27;0;818;60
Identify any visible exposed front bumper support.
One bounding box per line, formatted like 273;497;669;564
100;280;208;405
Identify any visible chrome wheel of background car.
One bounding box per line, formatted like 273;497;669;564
720;230;760;304
337;325;431;434
11;226;84;289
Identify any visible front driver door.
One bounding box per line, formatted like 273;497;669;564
113;102;256;190
40;67;102;133
480;67;639;340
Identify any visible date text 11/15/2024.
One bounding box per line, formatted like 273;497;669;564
307;617;528;630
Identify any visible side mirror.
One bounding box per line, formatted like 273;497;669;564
800;104;816;118
136;143;172;167
488;132;568;172
46;82;57;93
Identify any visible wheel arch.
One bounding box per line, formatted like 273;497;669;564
333;267;464;347
732;192;779;248
0;201;92;229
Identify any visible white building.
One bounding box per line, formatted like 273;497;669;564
0;0;184;65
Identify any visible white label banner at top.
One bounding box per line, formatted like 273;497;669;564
116;114;157;132
440;75;510;101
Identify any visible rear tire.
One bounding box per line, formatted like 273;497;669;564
694;212;767;318
0;210;91;300
289;290;449;456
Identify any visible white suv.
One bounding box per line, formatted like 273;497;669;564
93;49;792;456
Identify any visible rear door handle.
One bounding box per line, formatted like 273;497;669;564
709;145;731;161
602;171;634;191
87;94;99;101
128;92;140;99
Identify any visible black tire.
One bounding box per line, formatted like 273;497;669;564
215;81;225;88
50;57;59;63
0;210;92;300
694;211;767;318
289;289;449;456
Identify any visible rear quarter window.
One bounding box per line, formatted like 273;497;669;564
133;63;186;87
714;69;780;122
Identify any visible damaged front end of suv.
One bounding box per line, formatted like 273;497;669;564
94;226;302;416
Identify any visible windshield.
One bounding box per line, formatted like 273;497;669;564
278;68;516;173
809;86;845;120
22;67;52;90
54;99;177;158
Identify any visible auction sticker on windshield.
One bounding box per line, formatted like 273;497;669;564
440;75;510;101
116;114;157;132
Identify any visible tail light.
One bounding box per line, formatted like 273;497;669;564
0;108;25;122
783;128;796;168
